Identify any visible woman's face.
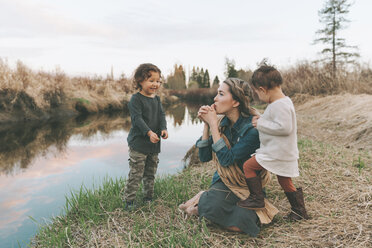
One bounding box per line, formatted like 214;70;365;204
213;83;239;115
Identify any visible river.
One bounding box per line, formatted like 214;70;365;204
0;102;205;247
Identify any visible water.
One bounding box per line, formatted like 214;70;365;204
0;103;204;248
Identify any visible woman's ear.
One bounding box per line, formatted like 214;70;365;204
233;100;240;108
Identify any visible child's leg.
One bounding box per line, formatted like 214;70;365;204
276;176;296;192
237;156;265;210
142;153;159;200
243;155;264;178
278;175;309;220
124;149;147;202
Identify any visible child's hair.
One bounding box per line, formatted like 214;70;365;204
133;63;162;90
251;65;282;89
223;78;259;117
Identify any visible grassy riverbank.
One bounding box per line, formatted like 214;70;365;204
32;135;371;247
0;60;134;123
1;59;372;123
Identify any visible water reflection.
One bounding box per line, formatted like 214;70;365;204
0;113;131;175
0;103;205;247
0;103;204;175
165;102;202;126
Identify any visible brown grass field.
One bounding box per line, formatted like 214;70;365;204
1;59;371;247
32;94;371;247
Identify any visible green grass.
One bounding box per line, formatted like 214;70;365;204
31;138;372;247
31;170;213;247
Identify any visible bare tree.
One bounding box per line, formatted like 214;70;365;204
313;0;359;78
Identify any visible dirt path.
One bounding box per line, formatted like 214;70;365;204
294;93;372;152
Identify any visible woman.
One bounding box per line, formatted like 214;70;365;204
193;78;278;236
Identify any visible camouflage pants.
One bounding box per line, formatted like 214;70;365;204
124;148;159;202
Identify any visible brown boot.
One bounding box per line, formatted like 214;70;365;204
285;187;309;221
237;176;265;210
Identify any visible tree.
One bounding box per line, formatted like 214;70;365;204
313;0;359;78
167;64;186;89
203;69;210;88
189;66;197;82
225;58;238;78
212;76;220;88
237;69;252;82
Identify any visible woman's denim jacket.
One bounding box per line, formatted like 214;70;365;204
196;115;260;185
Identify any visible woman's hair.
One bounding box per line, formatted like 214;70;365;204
133;63;162;90
223;78;259;117
251;65;282;89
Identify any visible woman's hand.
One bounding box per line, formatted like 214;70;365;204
198;105;211;123
200;105;218;128
252;115;260;127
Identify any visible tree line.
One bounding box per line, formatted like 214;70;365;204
165;0;359;90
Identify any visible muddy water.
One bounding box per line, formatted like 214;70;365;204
0;103;204;248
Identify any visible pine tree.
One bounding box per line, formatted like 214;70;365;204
212;76;220;88
203;69;210;88
189;66;197;82
196;67;203;88
225;58;238;78
313;0;359;78
167;64;186;89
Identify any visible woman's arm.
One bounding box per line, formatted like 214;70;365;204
196;124;213;162
213;128;260;166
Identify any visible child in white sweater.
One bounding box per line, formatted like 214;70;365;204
237;65;309;221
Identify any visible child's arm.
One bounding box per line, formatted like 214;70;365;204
129;95;151;136
257;105;293;136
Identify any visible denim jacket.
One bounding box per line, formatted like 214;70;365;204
196;115;260;185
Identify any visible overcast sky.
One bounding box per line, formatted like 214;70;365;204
1;0;371;81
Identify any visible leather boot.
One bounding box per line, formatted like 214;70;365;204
285;187;309;221
237;176;265;210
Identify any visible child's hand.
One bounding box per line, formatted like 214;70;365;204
161;130;168;139
147;130;160;143
252;115;260;127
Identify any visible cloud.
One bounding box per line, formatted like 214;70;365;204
0;0;121;39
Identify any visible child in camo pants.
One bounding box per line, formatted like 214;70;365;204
124;63;168;209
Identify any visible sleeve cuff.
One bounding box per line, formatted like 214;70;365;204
142;128;151;136
196;139;209;148
211;138;226;152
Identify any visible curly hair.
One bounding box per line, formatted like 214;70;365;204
133;63;162;90
223;78;259;117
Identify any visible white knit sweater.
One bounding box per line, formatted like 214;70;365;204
255;97;299;177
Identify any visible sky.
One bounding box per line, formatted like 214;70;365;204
1;0;371;81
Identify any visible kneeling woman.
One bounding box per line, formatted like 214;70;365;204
195;78;278;236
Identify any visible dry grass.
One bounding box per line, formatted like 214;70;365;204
295;93;372;151
32;136;371;247
0;59;133;118
281;61;372;96
32;94;372;247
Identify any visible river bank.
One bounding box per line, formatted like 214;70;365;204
30;94;372;247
